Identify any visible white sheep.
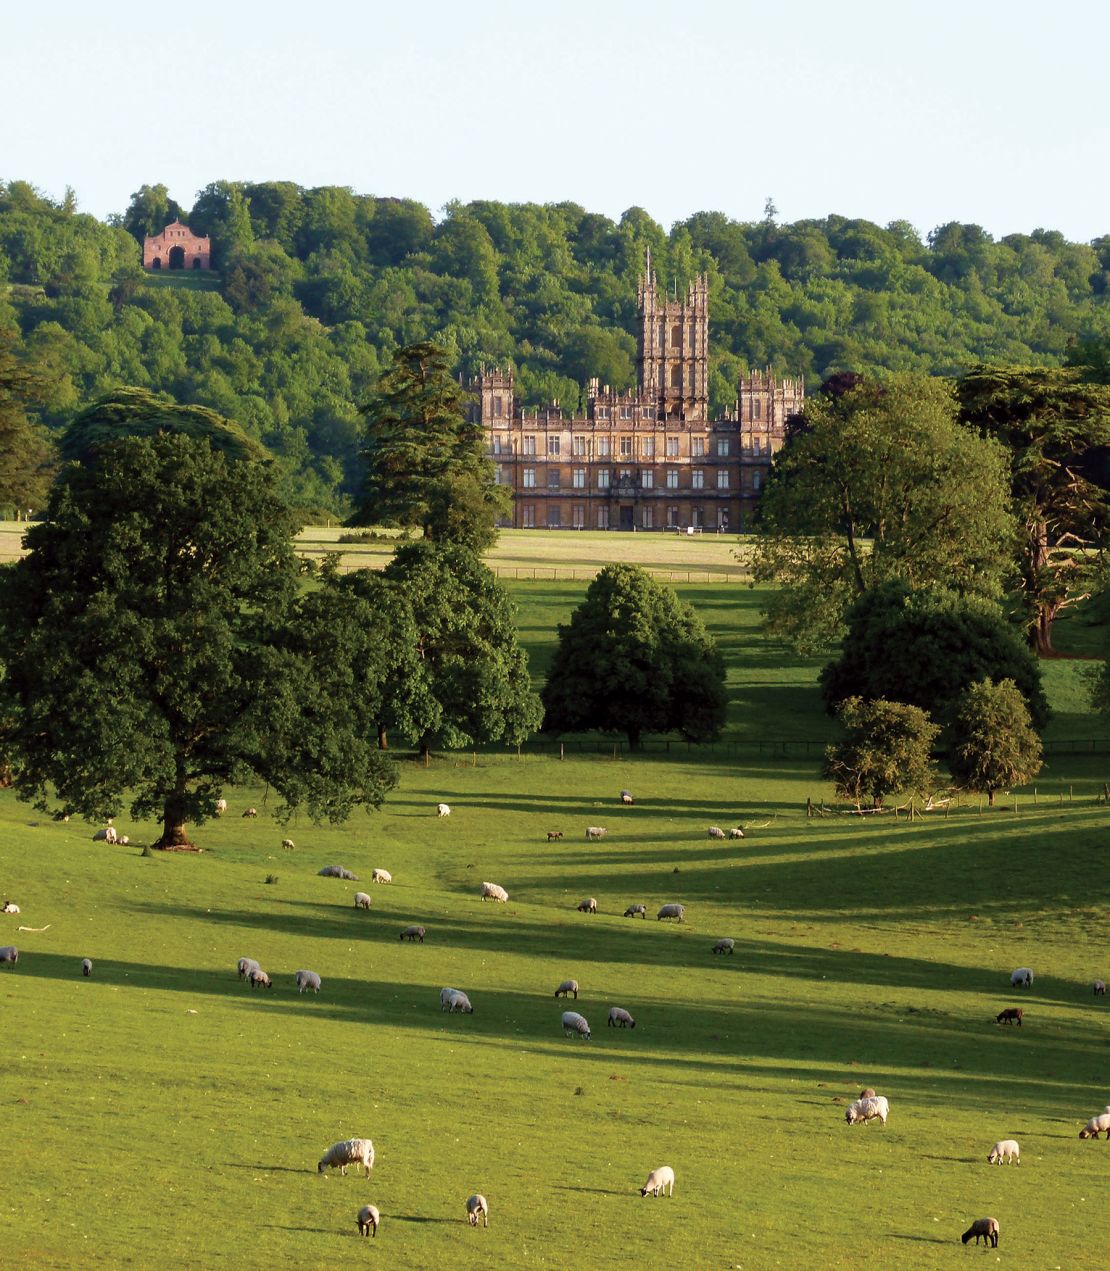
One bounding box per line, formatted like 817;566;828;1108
712;938;735;955
987;1139;1020;1165
319;865;358;880
214;798;227;816
440;987;474;1014
585;826;607;840
554;979;579;999
608;1006;635;1028
1079;1111;1110;1139
1094;979;1106;996
357;1203;380;1237
480;881;508;902
237;956;260;981
118;836;129;846
317;1137;375;1177
620;790;634;805
466;1194;489;1227
436;803;451;817
354;892;372;910
371;868;392;884
640;1165;675;1197
624;903;647;918
707;826;725;840
576;897;597;914
281;838;295;851
241;807;257;818
961;1218;999;1247
92;827;118;844
0;946;19;967
2;901;20;914
295;969;321;994
399;925;426;942
81;957;92;977
728;827;745;839
845;1095;889;1126
562;1010;590;1039
1010;967;1034;988
248;967;271;989
657;903;685;922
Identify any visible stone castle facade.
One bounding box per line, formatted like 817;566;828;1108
474;257;803;531
143;220;211;271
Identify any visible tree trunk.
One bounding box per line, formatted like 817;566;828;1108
1031;605;1056;656
153;769;197;851
377;724;389;750
627;728;642;752
1027;516;1056;654
987;789;996;807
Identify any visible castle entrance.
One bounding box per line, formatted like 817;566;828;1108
168;245;186;269
618;505;634;530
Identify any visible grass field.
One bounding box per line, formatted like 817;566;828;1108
2;558;1109;1268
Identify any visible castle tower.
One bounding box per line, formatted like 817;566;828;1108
469;366;515;424
637;251;709;422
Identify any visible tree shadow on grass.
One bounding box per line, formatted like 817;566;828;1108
390;1214;459;1225
889;1234;951;1245
227;1162;307;1175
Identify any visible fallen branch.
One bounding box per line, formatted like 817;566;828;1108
17;924;51;932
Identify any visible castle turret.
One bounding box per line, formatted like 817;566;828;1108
637;252;709;423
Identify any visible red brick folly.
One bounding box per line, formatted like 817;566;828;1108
142;220;211;271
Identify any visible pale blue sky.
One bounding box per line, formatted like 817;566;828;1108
4;0;1108;241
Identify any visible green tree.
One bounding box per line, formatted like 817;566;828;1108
948;678;1043;806
0;433;396;848
822;697;939;810
541;564;727;749
0;330;56;515
355;341;510;542
752;374;1016;651
956;366;1110;653
122;183;182;242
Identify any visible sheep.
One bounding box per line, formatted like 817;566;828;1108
859;1088;877;1099
399;925;426;943
214;798;227;816
640;1165;675;1197
961;1218;999;1247
657;903;685;922
728;827;745;839
2;901;20;914
712;938;735;955
248;968;271;990
241;807;257;818
845;1095;889;1126
996;1008;1023;1026
281;838;295;851
81;957;92;977
1094;979;1106;996
987;1139;1020;1165
317;1137;375;1177
436;803;451;817
440;987;473;1014
354;892;372;910
466;1194;489;1228
554;979;579;1000
707;826;726;840
92;827;118;844
295;969;321;994
562;1010;591;1039
0;946;19;967
576;897;597;914
1010;967;1034;988
608;1006;635;1028
1079;1111;1110;1139
118;836;130;846
318;865;359;881
357;1203;380;1237
546;831;563;842
585;826;607;840
237;956;260;981
480;881;508;902
371;868;392;884
624;904;647;918
620;790;634;805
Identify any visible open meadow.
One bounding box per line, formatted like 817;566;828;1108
2;560;1108;1268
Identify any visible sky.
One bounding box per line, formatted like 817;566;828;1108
4;0;1109;242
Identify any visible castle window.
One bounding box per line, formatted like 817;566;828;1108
598;407;609;420
598;469;610;489
619;469;632;484
667;505;679;527
620;406;631;420
573;504;585;528
658;321;665;348
645;407;654;419
641;437;655;457
493;396;503;417
572;468;586;489
598;506;610;529
497;465;508;485
547;469;561;489
573;435;587;456
523;505;536;528
716;470;729;489
671;324;682;347
666;468;679;490
523;468;536;488
619;437;633;458
753;472;762;492
692;469;704;490
666;437;679;458
642;505;653;529
670;365;682;388
692;437;705;458
523;435;536;456
597;437;610;457
752;400;762;421
717;438;729;457
641;469;654;489
547;437;560;457
548;506;561;527
692;506;704;528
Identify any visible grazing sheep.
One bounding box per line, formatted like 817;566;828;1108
608;1006;635;1028
295;969;321;994
354;892;372;910
318;865;359;880
440;987;474;1014
707;826;726;840
215;798;227;815
480;881;508;902
562;1010;590;1039
1079;1111;1110;1139
987;1139;1020;1165
241;808;257;818
640;1165;675;1197
466;1194;489;1228
961;1218;999;1247
554;979;579;999
81;957;92;977
728;827;745;840
237;956;260;981
399;925;426;943
576;897;597;914
546;831;563;842
845;1095;889;1126
620;790;634;805
657;903;685;922
996;1008;1023;1026
585;826;607;840
712;938;735;955
371;868;392;884
92;827;118;844
436;803;451;817
0;946;19;967
357;1203;380;1237
118;836;129;846
1094;979;1106;996
624;904;647;918
317;1138;375;1177
248;968;271;990
281;838;295;851
1010;967;1034;988
859;1088;877;1099
2;901;20;914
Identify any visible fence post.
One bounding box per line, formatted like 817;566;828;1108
559;743;564;761
806;797;813;818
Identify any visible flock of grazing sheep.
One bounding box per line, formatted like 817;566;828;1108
2;786;1107;1251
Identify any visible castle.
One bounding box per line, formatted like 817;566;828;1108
142;220;211;271
474;256;803;531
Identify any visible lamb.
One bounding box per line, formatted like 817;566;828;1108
440;987;474;1014
237;956;260;981
436;803;451;817
707;826;726;840
480;881;508;902
624;904;647;918
318;865;359;880
1094;979;1106;996
466;1194;489;1227
1079;1111;1110;1139
576;897;597;914
562;1010;591;1039
317;1137;375;1177
546;831;564;842
371;868;392;884
585;826;607;840
81;957;92;977
639;1165;675;1197
118;836;129;846
281;839;295;851
295;969;321;994
2;901;20;914
354;893;372;910
92;827;118;844
728;827;745;839
845;1095;889;1126
554;979;579;999
620;790;634;805
712;938;735;955
987;1139;1020;1165
608;1006;635;1028
859;1088;877;1099
248;968;271;989
0;946;19;966
961;1218;999;1247
1010;967;1034;988
242;807;257;818
996;1008;1023;1026
399;925;426;943
214;799;227;816
357;1203;380;1237
657;903;685;922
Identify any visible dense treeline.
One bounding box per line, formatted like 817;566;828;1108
5;177;1110;512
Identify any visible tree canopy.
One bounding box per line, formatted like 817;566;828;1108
0;328;55;514
948;678;1043;806
822;697;939;810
